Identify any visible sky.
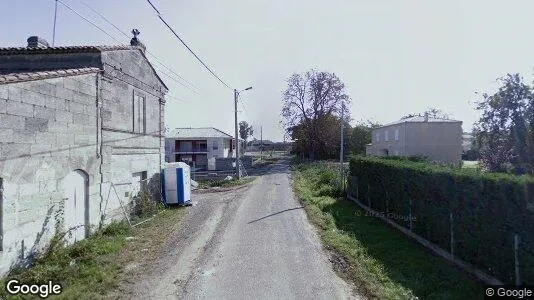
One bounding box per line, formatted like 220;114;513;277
3;0;534;141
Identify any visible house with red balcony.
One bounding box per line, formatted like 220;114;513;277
165;127;244;170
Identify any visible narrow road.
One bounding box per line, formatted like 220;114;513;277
122;157;357;299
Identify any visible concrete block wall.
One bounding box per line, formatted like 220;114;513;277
0;73;102;275
0;47;167;276
98;49;165;223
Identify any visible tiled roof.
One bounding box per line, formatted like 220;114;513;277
0;67;102;84
382;116;462;127
0;45;139;55
166;127;234;139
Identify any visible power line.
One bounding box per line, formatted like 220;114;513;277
56;0;123;44
145;52;202;94
166;94;187;103
152;66;200;96
56;0;199;102
78;0;129;39
145;0;233;89
152;65;200;96
75;0;202;94
239;98;248;117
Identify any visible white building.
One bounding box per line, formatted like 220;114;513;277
165;127;244;171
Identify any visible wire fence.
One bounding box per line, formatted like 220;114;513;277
346;174;534;285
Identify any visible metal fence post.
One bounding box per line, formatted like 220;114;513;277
409;197;413;231
450;212;455;258
367;182;371;208
356;176;359;201
385;189;389;213
515;234;521;285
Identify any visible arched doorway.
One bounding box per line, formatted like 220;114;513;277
62;170;89;244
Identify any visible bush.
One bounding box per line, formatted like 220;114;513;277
131;185;164;219
348;155;534;284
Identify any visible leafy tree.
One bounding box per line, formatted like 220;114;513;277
401;107;451;120
288;112;351;159
239;121;254;144
282;69;351;159
348;120;381;155
473;73;534;173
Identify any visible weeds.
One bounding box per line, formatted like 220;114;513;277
0;222;131;299
197;177;255;189
292;162;485;299
130;184;165;222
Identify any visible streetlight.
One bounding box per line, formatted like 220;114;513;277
234;86;252;179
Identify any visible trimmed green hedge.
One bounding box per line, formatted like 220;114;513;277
348;156;534;284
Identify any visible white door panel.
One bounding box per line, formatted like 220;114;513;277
62;170;88;244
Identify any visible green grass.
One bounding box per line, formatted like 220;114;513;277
0;208;186;300
293;162;486;299
0;222;131;299
197;177;255;189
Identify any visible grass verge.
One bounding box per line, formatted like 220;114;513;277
292;162;486;299
0;207;186;299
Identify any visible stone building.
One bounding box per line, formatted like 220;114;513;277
0;35;167;275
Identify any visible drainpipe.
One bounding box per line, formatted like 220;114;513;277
96;72;105;228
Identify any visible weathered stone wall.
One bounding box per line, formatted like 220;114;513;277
98;49;165;221
0;73;101;275
0;49;167;275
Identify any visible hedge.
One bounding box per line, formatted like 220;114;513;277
348;156;534;285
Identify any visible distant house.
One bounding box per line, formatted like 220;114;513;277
365;113;463;166
165;127;245;171
246;138;274;152
0;35;168;275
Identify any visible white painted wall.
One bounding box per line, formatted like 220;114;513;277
165;137;233;170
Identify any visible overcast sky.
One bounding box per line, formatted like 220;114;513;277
3;0;534;141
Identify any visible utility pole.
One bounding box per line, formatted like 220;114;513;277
339;104;344;190
234;89;241;179
260;126;263;153
52;0;58;46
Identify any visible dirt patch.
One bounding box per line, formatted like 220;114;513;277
108;185;252;299
193;181;254;194
104;208;187;298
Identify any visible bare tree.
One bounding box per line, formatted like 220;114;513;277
282;69;350;159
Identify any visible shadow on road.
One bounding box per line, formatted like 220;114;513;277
247;206;304;224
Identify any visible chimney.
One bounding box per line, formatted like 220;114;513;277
27;36;49;49
130;29;146;53
424;112;429;122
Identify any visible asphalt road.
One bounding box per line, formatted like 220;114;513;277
123;157;358;299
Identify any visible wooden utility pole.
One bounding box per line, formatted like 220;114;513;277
234;89;241;179
339;105;344;189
